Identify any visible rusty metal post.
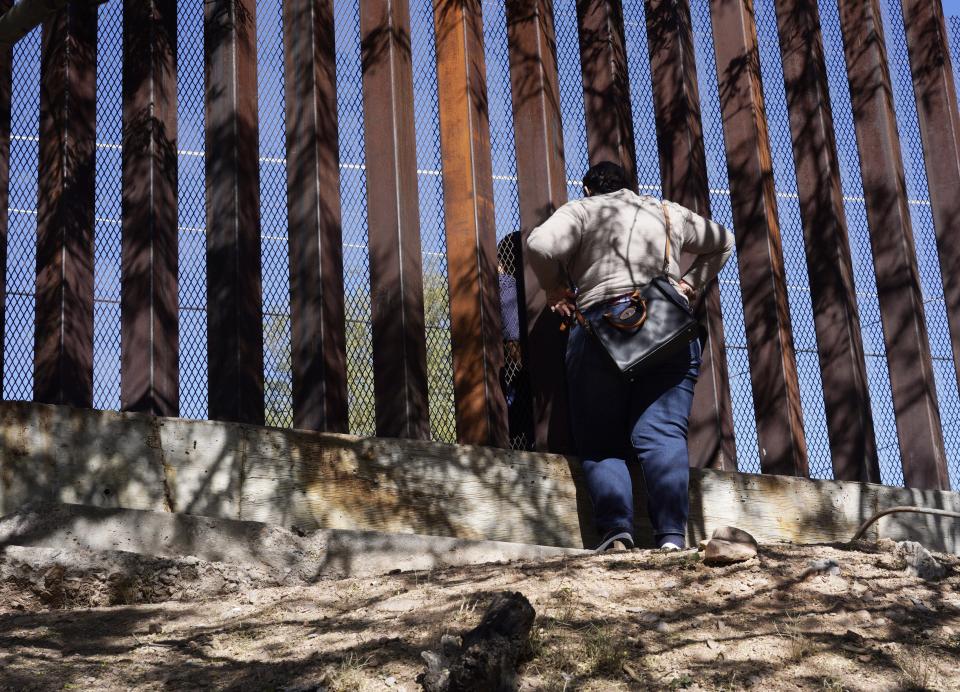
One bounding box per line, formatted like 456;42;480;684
433;0;509;447
282;0;349;432
902;0;960;459
774;0;879;482
0;0;11;387
204;0;265;425
645;0;737;471
120;0;179;417
360;0;430;440
709;0;808;476
838;0;948;489
34;4;96;407
576;0;637;190
506;0;572;453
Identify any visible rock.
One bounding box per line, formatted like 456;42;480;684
379;596;421;613
801;558;841;578
703;527;758;565
896;541;946;581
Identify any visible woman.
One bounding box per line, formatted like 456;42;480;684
525;161;734;552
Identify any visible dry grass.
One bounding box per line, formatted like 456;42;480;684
776;613;815;663
323;652;375;692
894;647;939;691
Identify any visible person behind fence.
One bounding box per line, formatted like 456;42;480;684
524;161;734;552
497;231;534;450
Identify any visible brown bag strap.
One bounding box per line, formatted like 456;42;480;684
661;200;672;275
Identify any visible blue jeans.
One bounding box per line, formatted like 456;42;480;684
566;306;701;548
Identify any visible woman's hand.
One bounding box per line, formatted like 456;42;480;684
678;280;697;303
547;287;577;320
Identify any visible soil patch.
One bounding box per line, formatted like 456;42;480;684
1;540;959;690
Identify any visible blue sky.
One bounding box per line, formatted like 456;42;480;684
945;0;960;17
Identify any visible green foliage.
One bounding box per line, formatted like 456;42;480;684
262;273;457;442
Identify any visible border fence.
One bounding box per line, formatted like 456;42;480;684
0;0;959;492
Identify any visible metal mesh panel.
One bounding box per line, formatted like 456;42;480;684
335;0;375;436
177;0;209;420
621;0;662;196
952;16;960;108
93;1;122;411
752;0;831;479
4;28;40;400
257;0;292;428
881;0;960;489
689;1;761;473
410;2;455;444
553;0;588;195
818;0;902;485
483;0;534;451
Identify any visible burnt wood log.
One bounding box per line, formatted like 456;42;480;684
420;591;536;692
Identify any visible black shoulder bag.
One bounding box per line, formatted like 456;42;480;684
572;201;699;381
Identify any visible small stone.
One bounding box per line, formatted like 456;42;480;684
896;542;946;581
380;596;420;613
383;676;397;687
703;527;758;566
942;625;955;637
147;623;162;635
855;609;873;622
655;620;670;634
706;639;719;650
804;558;841;577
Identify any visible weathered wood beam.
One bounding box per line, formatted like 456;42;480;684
576;0;637;189
359;0;430;440
204;0;265;425
121;0;179;417
645;0;737;471
901;0;960;467
838;0;948;490
282;0;349;432
709;0;809;476
34;3;96;407
506;0;572;453
773;0;878;482
433;0;509;447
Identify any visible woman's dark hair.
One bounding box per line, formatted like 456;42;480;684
582;161;628;195
497;231;522;273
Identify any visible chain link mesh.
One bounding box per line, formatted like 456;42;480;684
335;0;375;436
880;0;960;489
553;0;588;197
410;1;455;444
3;27;40;401
482;0;534;450
1;0;957;481
817;0;902;485
752;0;831;479
622;0;662;196
177;0;209;420
257;0;292;428
689;1;762;474
93;1;122;411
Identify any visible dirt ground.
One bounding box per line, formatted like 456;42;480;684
1;539;959;691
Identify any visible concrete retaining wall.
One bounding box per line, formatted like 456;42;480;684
1;401;957;551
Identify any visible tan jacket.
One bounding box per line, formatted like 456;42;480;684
525;189;735;309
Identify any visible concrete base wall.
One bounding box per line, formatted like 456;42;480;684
1;401;958;551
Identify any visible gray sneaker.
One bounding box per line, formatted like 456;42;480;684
595;531;635;553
